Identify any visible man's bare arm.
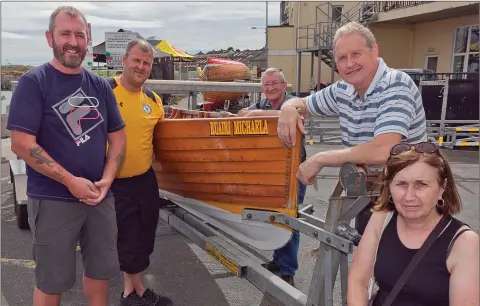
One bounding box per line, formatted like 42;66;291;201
11;131;73;185
101;129;126;182
280;97;311;118
311;133;402;167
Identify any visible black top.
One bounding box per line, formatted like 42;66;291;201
373;212;467;306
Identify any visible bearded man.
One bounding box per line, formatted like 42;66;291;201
7;6;126;306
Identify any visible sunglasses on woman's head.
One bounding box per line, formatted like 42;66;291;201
390;142;439;156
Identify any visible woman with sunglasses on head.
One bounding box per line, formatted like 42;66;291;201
347;142;479;306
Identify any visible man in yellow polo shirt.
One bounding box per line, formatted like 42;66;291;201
106;38;173;306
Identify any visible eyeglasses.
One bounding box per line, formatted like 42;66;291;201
390;142;439;156
263;81;282;87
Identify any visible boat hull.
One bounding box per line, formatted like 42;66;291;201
158;190;294;250
198;58;251;82
153;109;302;250
203;91;243;107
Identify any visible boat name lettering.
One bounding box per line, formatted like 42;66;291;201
209;120;269;136
209;121;231;136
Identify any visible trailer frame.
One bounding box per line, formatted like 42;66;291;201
157;163;371;306
9;154;371;306
8;159;29;230
7;79;373;305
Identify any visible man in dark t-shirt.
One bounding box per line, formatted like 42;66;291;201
7;6;126;305
238;68;306;287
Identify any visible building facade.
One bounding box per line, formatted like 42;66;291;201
269;1;479;94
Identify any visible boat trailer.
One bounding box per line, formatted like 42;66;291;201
8;159;29;229
7;79;379;305
9;157;376;305
156;163;378;306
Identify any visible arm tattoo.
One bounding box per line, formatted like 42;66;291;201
107;146;125;169
54;166;66;182
28;146;66;182
115;147;125;168
29;147;54;166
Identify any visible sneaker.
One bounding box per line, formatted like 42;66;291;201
141;288;173;306
281;274;295;287
120;292;148;306
262;260;280;273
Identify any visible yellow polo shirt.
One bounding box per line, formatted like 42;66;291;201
108;76;164;178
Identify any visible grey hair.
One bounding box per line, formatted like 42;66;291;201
260;68;286;84
49;6;88;33
125;38;154;57
333;21;376;51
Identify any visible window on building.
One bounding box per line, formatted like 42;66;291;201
332;6;343;23
425;56;438;72
452;25;479;73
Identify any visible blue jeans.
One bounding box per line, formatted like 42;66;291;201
272;181;306;276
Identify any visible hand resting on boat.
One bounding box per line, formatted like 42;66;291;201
277;97;308;147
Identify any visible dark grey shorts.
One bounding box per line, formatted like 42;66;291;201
27;196;120;294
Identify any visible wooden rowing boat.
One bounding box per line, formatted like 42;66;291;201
152;107;303;250
197;58;251;82
203;91;243;107
196;58;252;110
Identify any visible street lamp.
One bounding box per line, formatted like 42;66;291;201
250;2;268;66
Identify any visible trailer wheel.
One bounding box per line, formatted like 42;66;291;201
10;168;30;230
17;204;30;230
10;169;16;215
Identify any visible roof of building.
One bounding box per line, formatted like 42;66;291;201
92;28;265;66
147;39;162;47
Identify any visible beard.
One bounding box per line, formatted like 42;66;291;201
52;38;87;69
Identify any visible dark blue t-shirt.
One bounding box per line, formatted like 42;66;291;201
7;63;125;202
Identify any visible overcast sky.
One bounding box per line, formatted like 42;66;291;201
1;1;280;66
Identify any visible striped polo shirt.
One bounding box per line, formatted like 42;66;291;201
306;58;427;147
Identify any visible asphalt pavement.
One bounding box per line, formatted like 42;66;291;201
1;144;478;306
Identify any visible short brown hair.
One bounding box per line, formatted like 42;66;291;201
261;68;286;84
49;6;87;33
125;39;154;58
372;149;462;215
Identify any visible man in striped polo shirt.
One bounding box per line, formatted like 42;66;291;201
277;21;427;234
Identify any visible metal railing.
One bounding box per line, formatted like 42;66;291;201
302;72;479;148
10;80;292;112
296;23;319;50
304;117;479;148
427;124;479;149
296;2;377;52
314;2;367;49
407;72;479;81
342;1;378;24
374;1;434;13
304;117;342;145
